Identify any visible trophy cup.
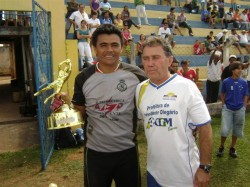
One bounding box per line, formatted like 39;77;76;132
34;59;84;130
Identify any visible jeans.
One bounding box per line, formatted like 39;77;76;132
221;105;245;138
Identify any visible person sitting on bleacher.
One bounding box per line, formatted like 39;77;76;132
240;9;250;30
229;28;243;54
177;9;194;36
100;11;113;24
222;7;234;29
201;7;212;23
100;0;114;22
193;39;205;55
232;9;241;29
167;7;183;36
114;13;124;29
204;36;216;54
214;29;228;45
210;7;219;29
121;5;141;29
158;22;172;38
239;30;250;54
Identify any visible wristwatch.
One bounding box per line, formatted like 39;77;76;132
199;164;212;173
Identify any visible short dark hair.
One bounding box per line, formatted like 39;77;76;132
229;62;242;74
181;60;188;65
170;7;175;12
142;36;173;57
91;24;124;47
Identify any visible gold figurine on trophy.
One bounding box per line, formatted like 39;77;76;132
34;59;84;130
34;59;72;104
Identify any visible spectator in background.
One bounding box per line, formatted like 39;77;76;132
221;54;237;80
137;33;146;57
232;9;241;29
179;60;199;81
204;36;216;53
229;28;243;54
218;0;225;18
167;7;183;36
217;62;248;158
202;7;212;23
100;11;113;24
214;29;228;45
122;22;133;47
177;9;194;36
88;12;100;36
206;50;223;103
114;13;124;29
239;30;250;54
222;7;234;29
165;33;176;49
193;40;205;55
158;22;171;38
240;9;250;30
121;5;141;29
69;4;89;39
77;19;93;68
66;0;79;19
210;7;219;29
134;0;151;26
169;59;182;75
89;0;100;17
125;38;136;65
100;0;114;22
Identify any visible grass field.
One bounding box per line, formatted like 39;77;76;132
0;113;250;187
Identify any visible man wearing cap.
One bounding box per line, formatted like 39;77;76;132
221;54;237;80
206;49;223;103
239;30;250;54
214;29;228;45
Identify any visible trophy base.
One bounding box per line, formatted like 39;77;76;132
47;108;84;130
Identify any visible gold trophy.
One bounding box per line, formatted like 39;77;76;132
34;59;84;130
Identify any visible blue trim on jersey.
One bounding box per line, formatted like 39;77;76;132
149;73;178;89
194;120;211;127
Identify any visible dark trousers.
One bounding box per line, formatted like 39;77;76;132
223;19;233;29
123;19;138;29
179;21;193;34
206;80;220;104
84;146;141;187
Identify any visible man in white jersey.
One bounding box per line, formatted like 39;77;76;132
136;36;213;187
51;24;146;187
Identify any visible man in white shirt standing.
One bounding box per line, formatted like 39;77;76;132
206;49;222;103
69;4;89;31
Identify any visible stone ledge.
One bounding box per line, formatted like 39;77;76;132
207;102;250;116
